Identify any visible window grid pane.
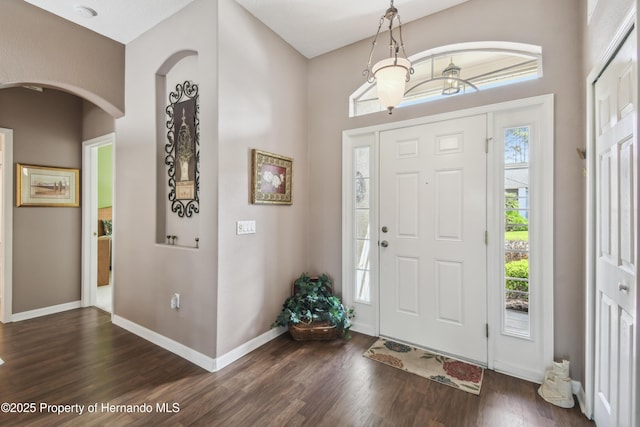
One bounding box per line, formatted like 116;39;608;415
354;147;371;303
503;126;530;336
352;49;542;117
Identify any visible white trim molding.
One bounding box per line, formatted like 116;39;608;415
113;315;286;373
0;128;13;324
81;133;115;309
12;301;82;322
573;381;587;415
113;315;217;372
215;326;287;372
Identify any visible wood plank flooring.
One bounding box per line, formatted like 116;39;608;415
0;308;594;426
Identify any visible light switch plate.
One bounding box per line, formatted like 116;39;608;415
236;220;256;235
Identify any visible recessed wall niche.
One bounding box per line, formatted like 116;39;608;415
155;50;200;248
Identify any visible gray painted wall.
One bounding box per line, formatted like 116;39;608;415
0;88;82;313
117;0;309;358
307;0;586;381
116;0;219;358
83;101;115;141
0;0;124;117
0;0;123;315
217;0;308;355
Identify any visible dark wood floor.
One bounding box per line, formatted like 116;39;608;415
0;308;593;426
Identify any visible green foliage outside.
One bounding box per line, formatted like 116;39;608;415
505;259;529;293
505;230;529;241
505;193;528;232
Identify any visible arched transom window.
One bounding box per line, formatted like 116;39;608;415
350;42;543;117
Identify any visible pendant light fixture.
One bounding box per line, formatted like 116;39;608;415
363;0;413;114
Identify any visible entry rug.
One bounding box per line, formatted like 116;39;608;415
364;338;483;395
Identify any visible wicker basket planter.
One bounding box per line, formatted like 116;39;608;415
288;321;339;341
272;273;353;340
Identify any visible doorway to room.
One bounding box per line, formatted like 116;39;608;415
82;134;114;314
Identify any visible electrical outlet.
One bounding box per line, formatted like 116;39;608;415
171;293;180;310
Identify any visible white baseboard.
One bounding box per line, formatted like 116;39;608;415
11;300;81;322
112;315;287;373
572;380;589;418
494;360;544;384
112;315;217;372
350;321;376;337
215;326;287;372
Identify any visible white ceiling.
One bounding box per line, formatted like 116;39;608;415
24;0;469;57
235;0;470;58
24;0;196;44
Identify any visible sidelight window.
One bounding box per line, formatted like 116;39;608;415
354;147;371;303
503;126;530;336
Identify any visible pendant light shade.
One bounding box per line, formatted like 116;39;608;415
373;58;412;113
363;0;413;114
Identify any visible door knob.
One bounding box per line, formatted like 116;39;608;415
618;282;629;293
381;226;389;233
380;240;389;248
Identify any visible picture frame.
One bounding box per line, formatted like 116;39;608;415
251;149;293;205
165;80;199;218
16;163;80;207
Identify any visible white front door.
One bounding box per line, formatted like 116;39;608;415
594;28;637;427
379;115;488;364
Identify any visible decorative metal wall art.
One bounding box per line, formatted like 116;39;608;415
165;80;200;217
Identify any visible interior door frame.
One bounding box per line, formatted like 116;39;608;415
584;7;638;421
81;133;115;310
0;128;13;324
343;94;554;373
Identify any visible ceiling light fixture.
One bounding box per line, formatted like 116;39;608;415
363;0;413;114
442;59;462;95
74;5;98;19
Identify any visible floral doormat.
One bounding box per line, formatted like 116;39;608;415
363;338;484;395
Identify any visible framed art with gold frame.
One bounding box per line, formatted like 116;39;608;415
251;149;293;205
16;163;80;207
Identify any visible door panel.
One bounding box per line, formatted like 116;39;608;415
396;257;419;314
379;115;487;364
435;260;464;324
594;28;637;427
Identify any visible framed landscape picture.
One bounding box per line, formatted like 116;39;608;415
251;149;293;205
16;164;80;207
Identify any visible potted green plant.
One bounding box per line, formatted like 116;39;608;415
272;273;354;340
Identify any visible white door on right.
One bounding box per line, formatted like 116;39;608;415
594;28;637;427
